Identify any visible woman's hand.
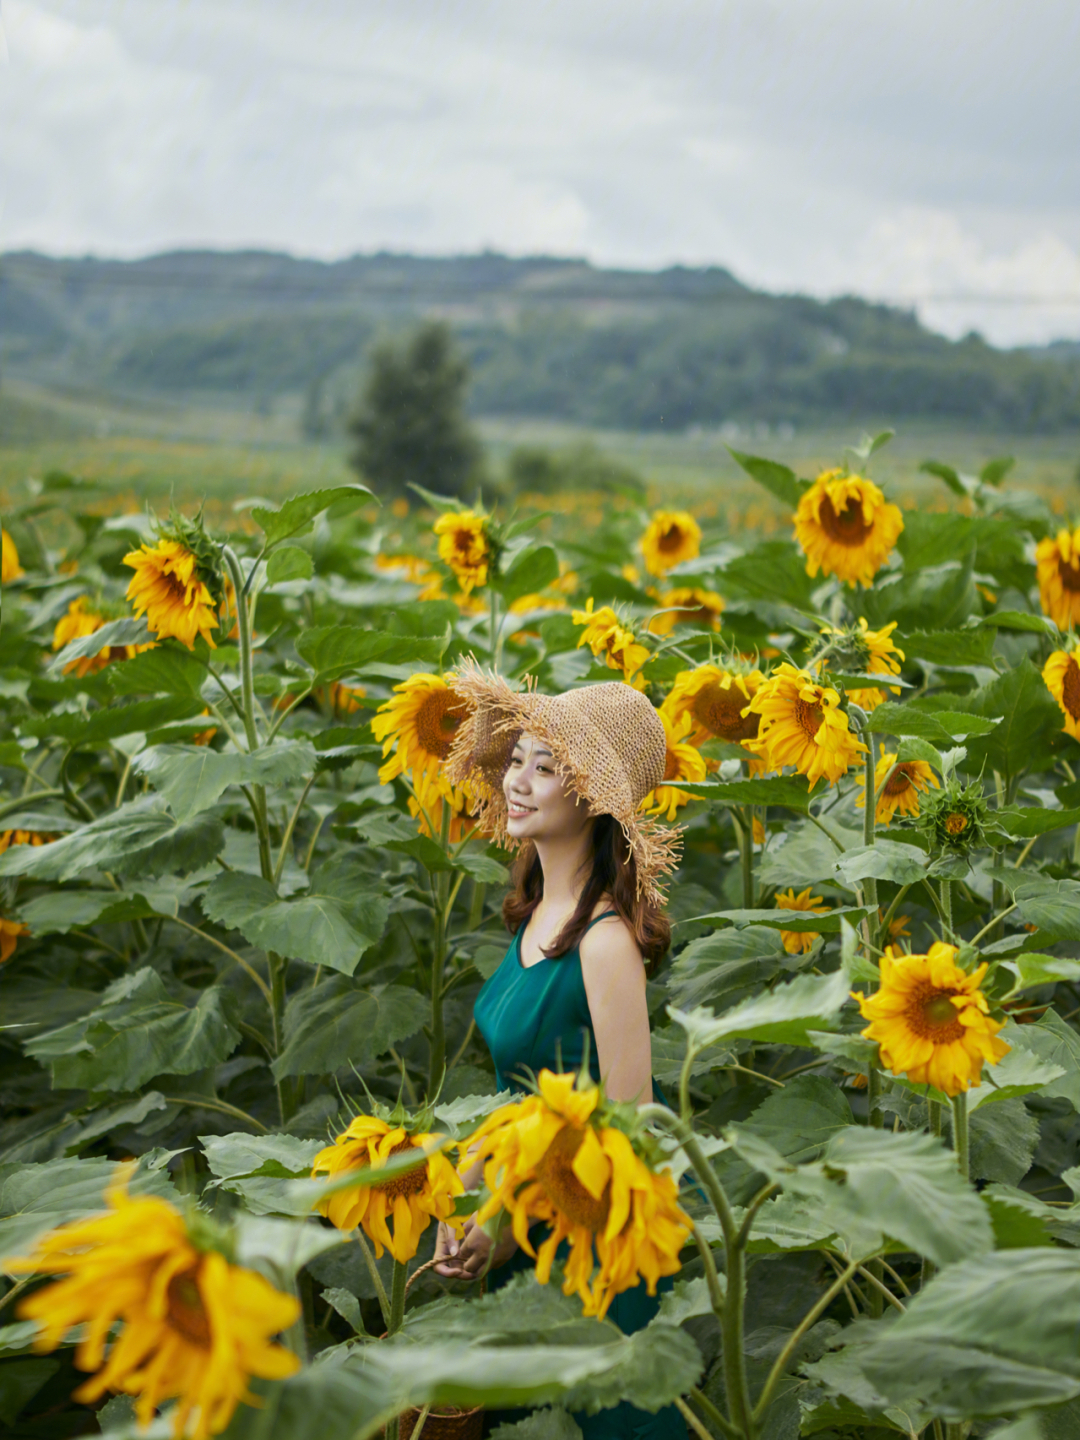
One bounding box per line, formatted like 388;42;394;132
433;1217;518;1279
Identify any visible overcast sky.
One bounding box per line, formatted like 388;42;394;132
2;0;1080;346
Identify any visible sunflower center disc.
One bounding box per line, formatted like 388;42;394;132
945;813;968;835
1058;557;1080;593
166;1270;212;1349
692;687;759;743
373;1138;429;1200
416;692;468;761
794;697;823;738
884;766;914;796
915;989;965;1040
819;495;871;546
1063;659;1080;720
659;525;684;554
534;1125;611;1232
663;751;680;782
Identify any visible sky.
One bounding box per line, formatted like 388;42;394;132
2;0;1080;346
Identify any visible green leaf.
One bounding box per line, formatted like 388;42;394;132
668;967;851;1051
981;456;1016;488
1000;956;1080;999
995;807;1080;839
1013;878;1080;943
47;616;152;674
897;627;997;668
0;1358;60;1425
132;739;316;822
919;460;968;499
728;1125;993;1267
681;774;826;813
385;833;454;871
201;867;389;975
251;485;373;547
867;701;997;742
1007;1012;1080;1109
895;736;946;769
863;553;979;631
494;545;559;604
25;967;240;1092
108;646;208;697
0;798;219;883
979;610;1058;636
266;545;314;583
489;1409;583;1440
967;1097;1039;1185
737;1075;853;1165
834;839;931;887
201;1132;323;1185
727;450;807;509
295;626;448;682
271;977;429;1079
20;695;205;746
719;540;817;611
966;1026;1066;1105
963;659;1064;781
17;888;159;936
666;925;786;1011
693;905;871;934
452;851;510;885
0;1153;174;1257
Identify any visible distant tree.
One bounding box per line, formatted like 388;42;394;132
300;375;328;440
348;322;481;499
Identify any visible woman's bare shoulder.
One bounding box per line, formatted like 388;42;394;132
579;907;644;973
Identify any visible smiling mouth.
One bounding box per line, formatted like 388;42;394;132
508;802;536;817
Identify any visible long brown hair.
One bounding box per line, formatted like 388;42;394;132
502;813;671;973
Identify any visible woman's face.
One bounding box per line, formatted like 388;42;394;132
503;732;592;845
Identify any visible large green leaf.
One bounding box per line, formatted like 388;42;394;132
266;545;314;584
132;739;316;822
17;889;159;935
668;967;851;1051
727;450;807;509
272;977;429;1079
47;616;152;674
24;967;241;1092
862;553;978;631
201;865;389;975
736;1076;853;1165
295;626;448;682
694;906;871;934
730;1125;992;1267
20;695;204;746
834;839;931;887
867;701;997;742
719;540;817;611
0;1153;174;1257
666;925;786;1011
855;1250;1080;1419
1007;1012;1080;1109
963;659;1063;781
107;646;208;697
1013;879;1080;944
996;807;1080;839
494;545;560;604
681;774;826;812
251;484;373;547
897;627;997;669
0;797;218;882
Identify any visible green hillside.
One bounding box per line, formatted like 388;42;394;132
2;248;1079;433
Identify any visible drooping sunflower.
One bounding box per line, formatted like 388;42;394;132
408;770;482;844
434;510;490;595
813;618;904;711
571;599;650;689
744;663;866;785
856;751;940;825
466;1070;690;1319
0;913;29;963
661;663;764;751
123;540;220;650
2;528;24;583
51;596;155;677
371;672;472;794
1043;645;1080;740
774;886;830;955
1036;527;1080;630
853;943;1010;1096
793;469;903;586
640;510;702;577
640;710;707;821
311;1114;464;1264
7;1170;300;1440
648;586;725;637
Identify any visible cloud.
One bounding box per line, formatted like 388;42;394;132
1;0;1078;345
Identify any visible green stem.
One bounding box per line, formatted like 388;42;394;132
940;879;953;941
167;1094;269;1132
752;1259;858;1428
861;732;879;946
355;1229;391;1330
466;879;487;930
687;1389;741;1440
735;807;754;909
951;1090;970;1182
268;951;293;1123
274;775;316;886
426;805;453;1098
388;1258;408;1336
221;547;261;753
922;1100;944;1289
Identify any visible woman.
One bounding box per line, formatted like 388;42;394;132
433;667;685;1440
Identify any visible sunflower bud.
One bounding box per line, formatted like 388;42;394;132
920;778;995;856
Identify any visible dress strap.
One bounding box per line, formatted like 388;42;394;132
583;909;619;932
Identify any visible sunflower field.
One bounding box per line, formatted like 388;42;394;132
6;437;1080;1440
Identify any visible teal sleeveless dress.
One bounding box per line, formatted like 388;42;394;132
473;915;685;1440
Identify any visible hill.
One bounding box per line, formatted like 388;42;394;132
2;249;1079;433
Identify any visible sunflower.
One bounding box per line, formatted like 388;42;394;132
640;510;702;577
1036;528;1080;630
320;682;367;718
2;529;24;583
374;553;440;587
774;886;830;955
51;597;155;677
408;771;482;844
813;618;904;711
1043;645;1080;740
853;943;1010;1096
648;586;725;637
123;540;220;650
434;511;490;595
640;711;707;821
793;469;903;586
0;829;55;855
311;1115;464;1264
661;663;764;752
856;751;939;825
571;600;650;689
744;663;866;785
0;914;29;964
371;673;472;794
7;1170;300;1440
466;1070;690;1319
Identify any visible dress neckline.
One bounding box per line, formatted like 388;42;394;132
514;910;619;971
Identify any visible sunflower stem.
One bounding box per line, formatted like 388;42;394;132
736;807;755;909
951;1090;970;1182
221;546;260;753
426;804;453;1097
388;1258;408;1336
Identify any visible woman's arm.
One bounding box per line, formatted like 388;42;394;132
579;917;653;1104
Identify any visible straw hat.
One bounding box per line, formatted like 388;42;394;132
446;659;682;902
